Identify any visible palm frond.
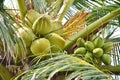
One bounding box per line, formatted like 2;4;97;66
111;42;120;79
33;0;63;19
0;64;11;80
109;37;120;42
13;55;112;80
67;0;120;38
33;0;47;13
64;8;120;50
112;42;120;66
0;10;27;64
0;0;4;9
0;14;15;64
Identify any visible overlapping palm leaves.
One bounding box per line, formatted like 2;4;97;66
0;0;120;80
12;55;112;80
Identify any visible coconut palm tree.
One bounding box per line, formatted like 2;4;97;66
0;0;120;80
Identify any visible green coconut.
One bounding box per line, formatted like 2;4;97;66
102;41;114;53
74;47;86;55
85;41;95;52
93;37;104;48
46;33;65;52
76;37;85;47
51;20;63;35
30;38;51;56
32;14;52;35
93;48;103;58
84;52;93;62
101;54;111;65
25;9;41;27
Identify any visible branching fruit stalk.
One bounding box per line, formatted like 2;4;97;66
57;0;74;22
64;8;120;50
17;0;27;21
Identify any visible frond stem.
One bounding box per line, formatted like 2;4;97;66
17;0;27;21
64;8;120;50
57;0;74;22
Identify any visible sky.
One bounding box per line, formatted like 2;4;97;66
4;0;18;9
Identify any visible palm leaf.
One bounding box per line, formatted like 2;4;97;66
13;55;112;80
33;0;47;13
0;0;4;9
0;10;27;64
0;64;11;80
109;37;120;42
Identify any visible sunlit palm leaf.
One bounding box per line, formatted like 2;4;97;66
70;1;120;29
13;55;112;80
0;10;27;64
1;0;120;79
33;0;63;19
33;0;47;13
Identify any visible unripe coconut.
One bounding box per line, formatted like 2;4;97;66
101;54;111;65
85;41;95;52
25;9;41;27
74;47;86;55
84;52;93;62
93;37;104;48
32;14;52;35
102;41;113;53
46;33;65;52
51;20;63;35
16;27;36;47
30;38;51;56
76;37;85;47
93;48;103;58
90;35;98;41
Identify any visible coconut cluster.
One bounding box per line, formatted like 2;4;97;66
14;9;65;60
74;36;114;65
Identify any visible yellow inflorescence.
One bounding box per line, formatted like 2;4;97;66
62;11;89;39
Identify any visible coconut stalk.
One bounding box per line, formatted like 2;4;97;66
64;8;120;50
57;0;74;21
102;65;120;75
17;0;27;21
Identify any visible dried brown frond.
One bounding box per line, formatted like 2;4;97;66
62;11;89;39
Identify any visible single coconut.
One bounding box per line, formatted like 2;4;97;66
46;33;65;52
93;48;103;58
30;38;51;56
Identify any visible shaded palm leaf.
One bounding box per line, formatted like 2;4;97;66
0;0;4;9
109;37;120;42
0;64;11;80
13;55;112;80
